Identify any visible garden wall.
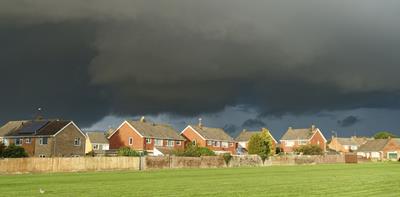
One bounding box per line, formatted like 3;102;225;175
0;157;140;174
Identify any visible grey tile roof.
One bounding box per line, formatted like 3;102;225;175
87;132;109;144
190;125;234;141
357;139;390;152
235;131;261;141
280;128;315;140
128;120;184;140
394;138;400;145
0;121;27;137
336;138;359;146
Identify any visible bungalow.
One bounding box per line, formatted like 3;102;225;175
108;117;185;155
85;132;110;154
180;121;236;154
328;136;369;153
280;125;327;153
0;119;86;157
357;138;400;161
235;128;277;154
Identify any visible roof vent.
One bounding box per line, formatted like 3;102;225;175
198;118;203;128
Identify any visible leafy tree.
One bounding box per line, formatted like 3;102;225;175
294;144;323;155
117;147;141;157
2;144;28;158
0;143;5;157
373;131;397;139
248;128;273;162
173;143;215;157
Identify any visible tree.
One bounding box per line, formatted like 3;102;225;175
294;144;323;155
173;143;215;157
373;131;397;139
2;144;28;158
247;128;273;162
0;143;5;157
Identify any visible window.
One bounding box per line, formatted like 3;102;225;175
128;137;133;145
207;140;212;146
25;138;31;144
214;141;220;147
74;138;81;146
93;144;99;150
317;141;320;145
15;138;23;146
350;146;358;150
146;138;152;144
229;142;234;147
176;141;181;145
3;139;9;146
155;139;163;146
39;137;48;145
192;140;197;145
167;140;174;147
221;142;228;148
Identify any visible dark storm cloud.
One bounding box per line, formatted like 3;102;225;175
1;1;400;126
242;119;267;129
337;116;360;127
223;124;238;135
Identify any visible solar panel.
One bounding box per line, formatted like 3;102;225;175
19;121;49;134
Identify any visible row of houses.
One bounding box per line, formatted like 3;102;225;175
0;117;399;160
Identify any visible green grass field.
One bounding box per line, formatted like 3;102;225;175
0;163;399;196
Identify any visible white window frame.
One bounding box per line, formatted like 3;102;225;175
207;140;212;146
128;137;133;145
155;139;163;146
15;138;23;146
25;138;31;144
3;139;9;146
74;138;81;146
214;141;220;147
146;138;152;144
221;141;228;148
39;137;48;145
285;140;294;147
192;140;197;145
93;144;99;150
167;140;174;147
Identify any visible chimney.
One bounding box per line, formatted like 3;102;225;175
311;124;316;131
288;126;292;130
198;118;203;128
140;116;145;122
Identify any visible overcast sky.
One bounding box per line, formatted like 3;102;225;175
1;1;400;138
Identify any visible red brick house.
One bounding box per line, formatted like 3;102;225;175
279;125;327;153
235;129;277;154
180;122;236;154
356;138;400;161
0;119;86;157
108;117;185;155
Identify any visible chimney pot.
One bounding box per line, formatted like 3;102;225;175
140;116;145;122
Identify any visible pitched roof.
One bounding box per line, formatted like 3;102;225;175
235;130;278;143
87;132;109;144
0;121;27;137
281;128;315;140
127;120;184;140
357;139;390;152
2;120;71;137
394;138;400;145
335;138;359;146
189;125;234;141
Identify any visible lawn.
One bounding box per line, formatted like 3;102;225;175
0;163;399;197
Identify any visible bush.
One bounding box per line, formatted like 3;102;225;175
117;147;141;157
173;144;216;157
0;143;5;157
373;131;397;139
222;153;232;166
294;144;323;155
2;144;28;158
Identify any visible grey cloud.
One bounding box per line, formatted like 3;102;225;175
337;116;360;127
242;119;266;129
1;1;400;126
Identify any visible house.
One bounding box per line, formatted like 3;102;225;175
328;136;369;153
85;132;110;154
357;138;400;161
235;128;277;154
180;121;236;154
280;125;327;153
108;117;185;155
0;119;86;157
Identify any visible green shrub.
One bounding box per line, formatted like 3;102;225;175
222;153;232;166
294;144;323;155
2;144;28;158
0;143;5;157
117;147;140;157
373;131;397;139
173;144;216;157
